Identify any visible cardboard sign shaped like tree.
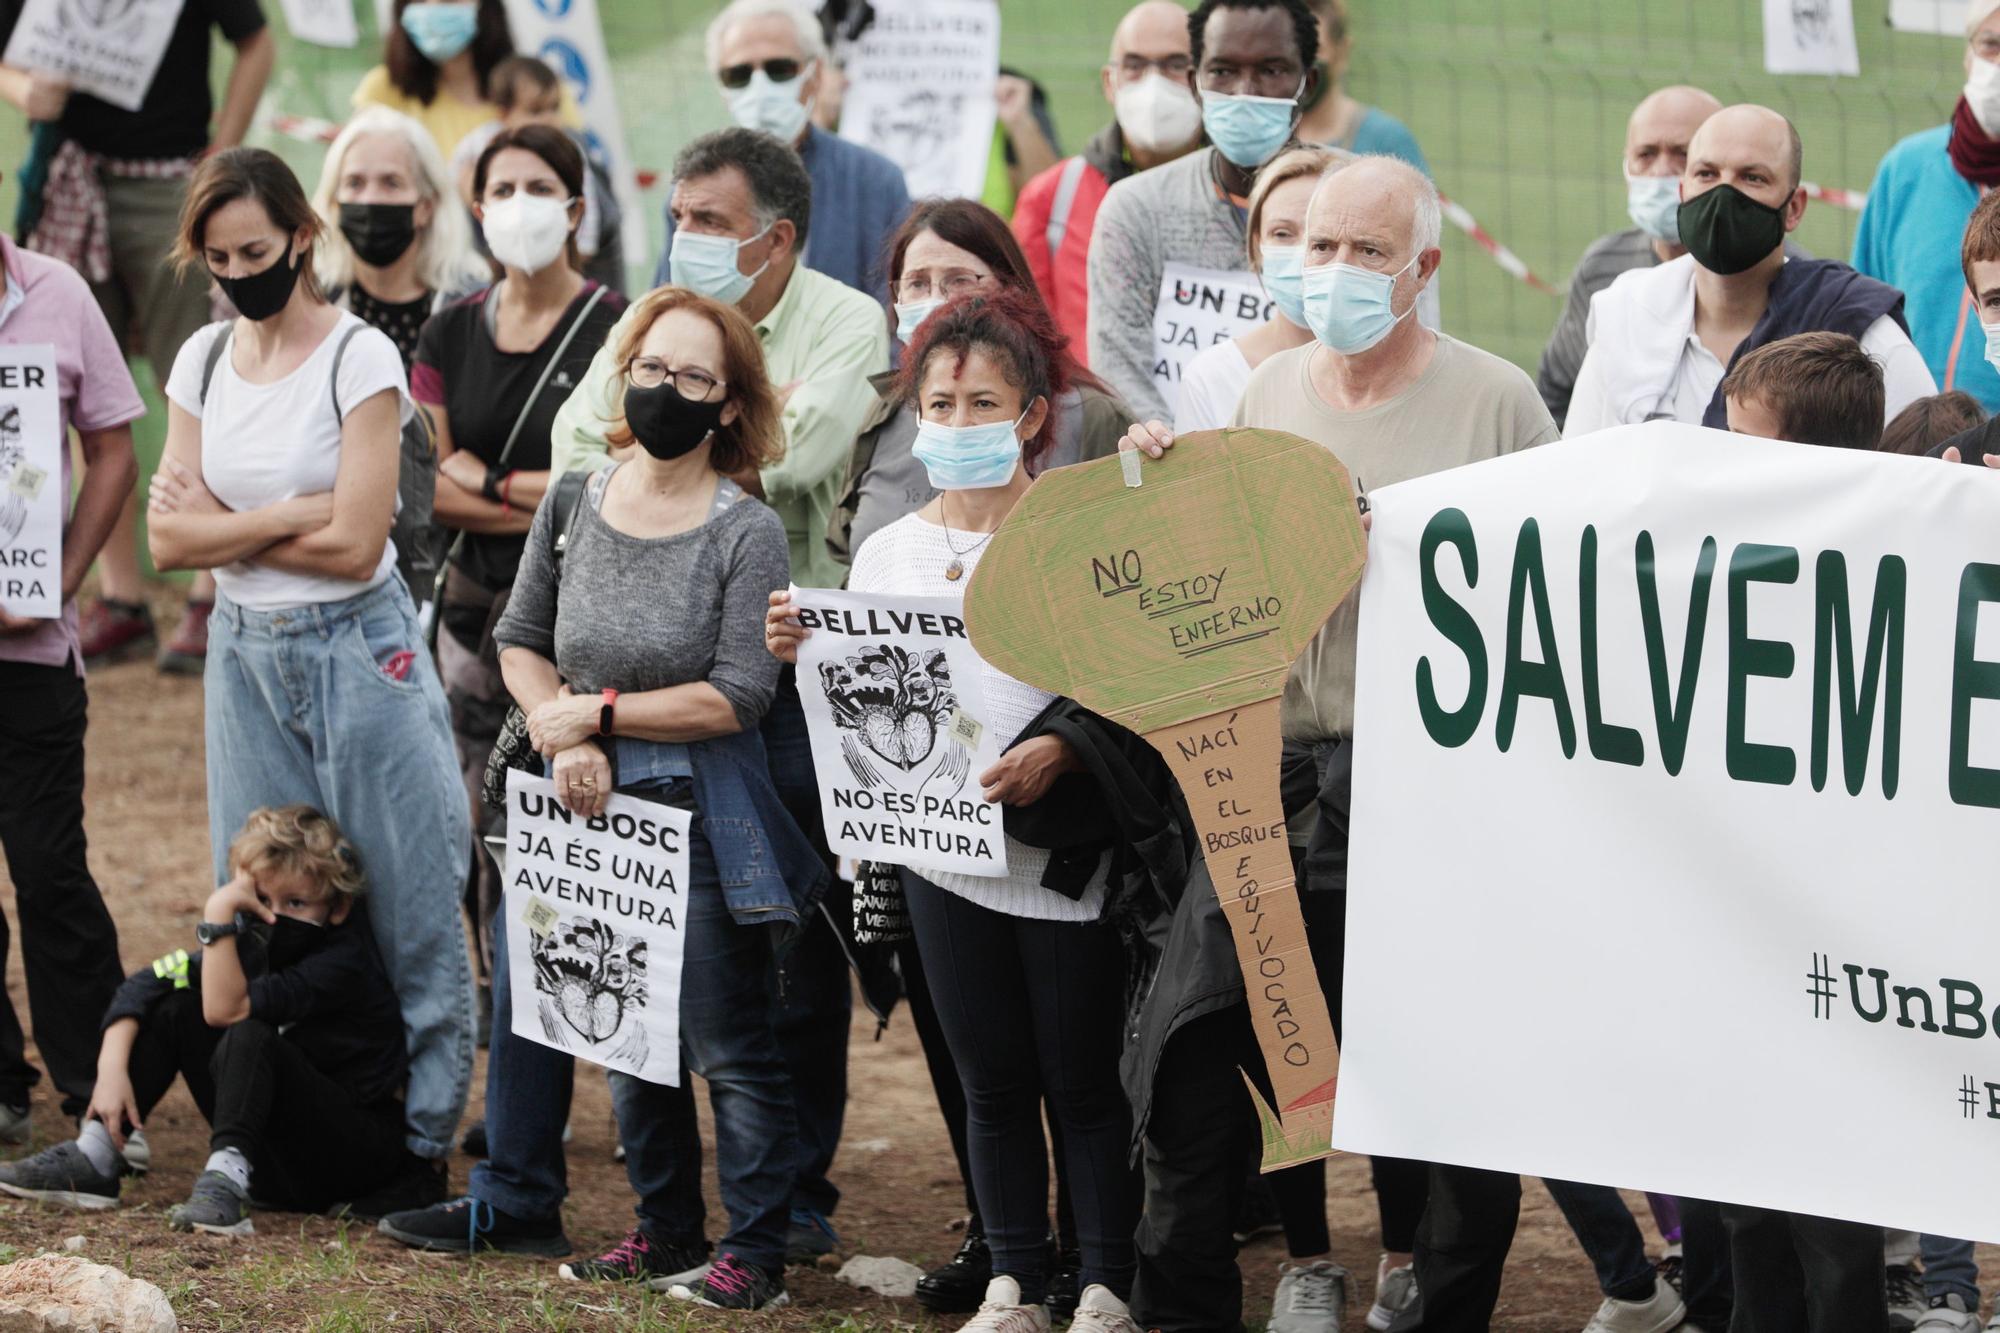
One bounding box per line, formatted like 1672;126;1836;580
964;428;1366;1168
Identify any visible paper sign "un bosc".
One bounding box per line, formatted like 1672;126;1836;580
964;428;1367;1168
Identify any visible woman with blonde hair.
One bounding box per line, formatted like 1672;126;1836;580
380;286;822;1317
311;106;492;366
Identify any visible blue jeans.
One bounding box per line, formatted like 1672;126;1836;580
204;578;473;1160
1921;1234;1980;1305
473;795;797;1273
1544;1180;1655;1301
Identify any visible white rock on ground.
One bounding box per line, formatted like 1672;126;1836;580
0;1254;176;1332
835;1255;926;1299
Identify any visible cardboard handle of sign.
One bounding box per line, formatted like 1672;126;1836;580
1147;695;1339;1171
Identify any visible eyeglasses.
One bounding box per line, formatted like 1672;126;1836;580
1115;54;1191;81
896;271;988;303
719;58;806;89
627;358;724;399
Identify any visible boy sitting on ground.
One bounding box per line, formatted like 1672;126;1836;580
0;806;409;1236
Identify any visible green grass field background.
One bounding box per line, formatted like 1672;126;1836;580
1;0;1977;445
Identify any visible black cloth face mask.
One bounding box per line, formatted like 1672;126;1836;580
1676;183;1788;277
624;381;728;460
265;913;329;970
338;202;418;269
215;246;304;322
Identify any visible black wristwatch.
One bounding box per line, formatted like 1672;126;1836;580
195;913;246;946
481;463;507;503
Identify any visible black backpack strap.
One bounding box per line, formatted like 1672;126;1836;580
325;323;368;425
198;326;232;406
549;468;593;578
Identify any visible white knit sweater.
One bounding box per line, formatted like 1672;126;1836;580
848;513;1108;921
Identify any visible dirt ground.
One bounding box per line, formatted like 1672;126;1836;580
0;632;1939;1330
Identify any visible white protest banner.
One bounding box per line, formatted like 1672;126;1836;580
503;770;690;1085
2;0;178;111
277;0;356;48
1340;422;2000;1241
502;0;643;261
0;345;62;620
836;0;996;200
1763;0;1860;75
1153;263;1271;429
792;586;1008;877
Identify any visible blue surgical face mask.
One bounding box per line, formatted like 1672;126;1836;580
1302;251;1421;355
1200;87;1300;169
669;225;770;305
724;65;814;143
399;2;478;64
1625;173;1681;245
894;297;944;345
1983;319;2000;380
910;408;1029;490
1260;244;1306;328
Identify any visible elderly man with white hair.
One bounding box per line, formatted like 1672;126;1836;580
1854;0;2000;413
1568;104;1934;435
653;0;910;298
1119;153;1556;1333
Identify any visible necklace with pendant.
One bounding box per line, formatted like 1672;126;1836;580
941;495;995;582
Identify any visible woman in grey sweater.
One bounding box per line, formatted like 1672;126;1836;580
378;287;824;1315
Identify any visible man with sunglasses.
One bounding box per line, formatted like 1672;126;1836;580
649;0;909;302
1086;0;1321;427
1013;1;1202;366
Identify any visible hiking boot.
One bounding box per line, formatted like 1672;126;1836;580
1366;1254;1418;1331
1069;1284;1141;1333
169;1171;253;1237
559;1228;710;1290
156;600;212;675
376;1195;571;1257
917;1224;993;1313
669;1252;790;1311
78;599;154;663
0;1141;118;1211
335;1152;447;1222
949;1276;1051;1332
786;1205;839;1264
1269;1260;1348;1333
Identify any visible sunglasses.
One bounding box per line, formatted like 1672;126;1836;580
719;58;806;89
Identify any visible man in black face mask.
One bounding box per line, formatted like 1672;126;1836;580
1565;103;1935;437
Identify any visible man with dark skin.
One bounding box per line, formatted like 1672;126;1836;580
1087;0;1321;424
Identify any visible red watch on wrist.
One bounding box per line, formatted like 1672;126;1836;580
598;689;618;737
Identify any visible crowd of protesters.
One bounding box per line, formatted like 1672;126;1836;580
0;0;1996;1329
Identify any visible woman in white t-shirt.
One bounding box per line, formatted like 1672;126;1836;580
146;148;472;1210
1175;147;1341;433
767;288;1142;1333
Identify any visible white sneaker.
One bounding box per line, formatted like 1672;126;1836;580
1367;1256;1418;1331
1269;1259;1348;1333
954;1276;1052;1333
1068;1284;1140;1333
1890;1264;1929;1329
1581;1279;1685;1333
1915;1294;1980;1332
120;1128;149;1177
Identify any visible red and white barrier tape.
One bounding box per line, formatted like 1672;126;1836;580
1803;179;1869;211
1437;192;1558;295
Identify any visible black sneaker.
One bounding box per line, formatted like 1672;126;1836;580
1233;1173;1282;1244
669;1253;789;1311
786;1206;839;1264
460;1122;488;1159
559;1228;711;1290
335;1152;448;1222
915;1224;992;1314
376;1195;572;1257
1047;1244;1083;1321
169;1171;254;1237
0;1141;119;1211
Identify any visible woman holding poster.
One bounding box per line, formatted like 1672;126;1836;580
768;288;1143;1333
378;286;822;1316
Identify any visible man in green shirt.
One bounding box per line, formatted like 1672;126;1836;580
550;127;887;590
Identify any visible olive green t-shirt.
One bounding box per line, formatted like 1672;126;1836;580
1230;332;1560;743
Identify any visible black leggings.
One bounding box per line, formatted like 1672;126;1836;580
904;872;1139;1297
123;987;405;1211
